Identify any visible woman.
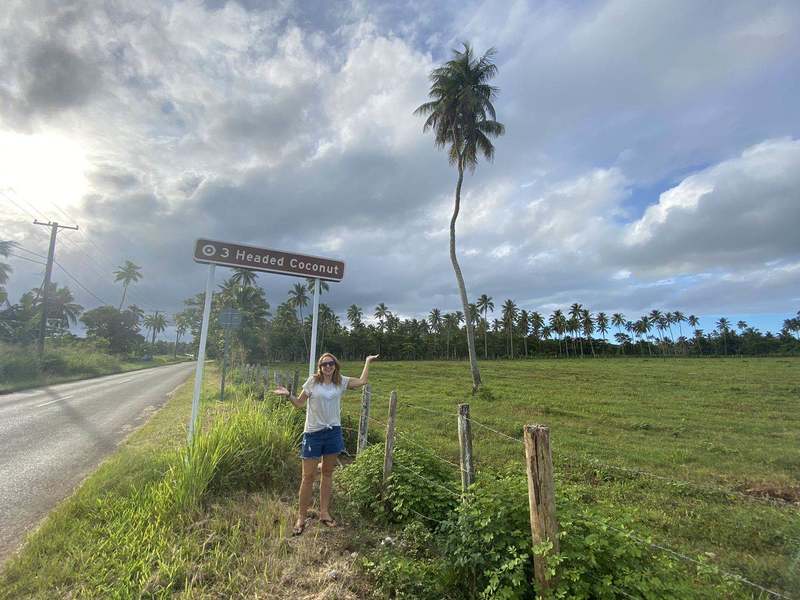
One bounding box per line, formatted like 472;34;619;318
274;352;379;535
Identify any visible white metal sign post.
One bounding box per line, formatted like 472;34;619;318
189;239;344;443
309;277;321;377
188;263;215;442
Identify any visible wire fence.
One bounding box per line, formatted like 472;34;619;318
353;392;797;599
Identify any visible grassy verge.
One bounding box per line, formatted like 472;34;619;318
0;341;190;393
0;365;373;599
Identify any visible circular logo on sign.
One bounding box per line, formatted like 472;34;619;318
202;244;217;257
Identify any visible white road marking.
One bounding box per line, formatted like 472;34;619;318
36;395;73;408
118;378;133;384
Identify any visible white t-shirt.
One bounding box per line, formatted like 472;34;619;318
302;375;350;433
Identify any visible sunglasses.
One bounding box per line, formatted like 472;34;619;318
320;360;336;368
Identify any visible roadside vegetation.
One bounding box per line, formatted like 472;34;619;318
2;358;796;598
0;340;187;393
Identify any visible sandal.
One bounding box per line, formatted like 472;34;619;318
292;519;309;536
320;517;337;528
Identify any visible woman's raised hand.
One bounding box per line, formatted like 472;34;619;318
273;385;290;396
365;355;380;364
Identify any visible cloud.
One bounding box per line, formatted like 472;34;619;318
1;0;799;333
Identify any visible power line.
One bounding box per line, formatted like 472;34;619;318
12;245;48;260
7;252;46;266
52;259;109;306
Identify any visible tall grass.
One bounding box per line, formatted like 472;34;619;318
0;394;301;598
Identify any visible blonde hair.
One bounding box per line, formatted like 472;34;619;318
313;352;342;385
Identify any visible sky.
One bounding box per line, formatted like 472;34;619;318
1;0;799;339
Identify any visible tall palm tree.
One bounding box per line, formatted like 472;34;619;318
517;309;530;357
288;282;310;353
549;310;566;357
611;312;626;340
230;268;257;288
581;309;595;357
374;303;391;332
596;312;609;341
33;283;83;329
476;294;494;359
347;304;363;328
174;311;191;357
428;308;443;358
530;311;544;353
143;312;167;349
114;260;142;310
415;43;505;391
569;303;584;357
716;317;730;355
501;299;517;359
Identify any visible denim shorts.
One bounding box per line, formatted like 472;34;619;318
300;426;344;459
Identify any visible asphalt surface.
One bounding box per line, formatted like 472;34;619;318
0;362;195;562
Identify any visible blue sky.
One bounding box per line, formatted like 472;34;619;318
1;0;799;338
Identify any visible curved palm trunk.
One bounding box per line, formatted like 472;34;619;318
451;158;481;390
119;284;128;310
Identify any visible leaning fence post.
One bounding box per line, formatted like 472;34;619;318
382;390;398;492
357;384;371;454
523;424;559;594
458;403;474;492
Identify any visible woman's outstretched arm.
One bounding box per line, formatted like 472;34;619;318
273;385;308;408
347;355;379;389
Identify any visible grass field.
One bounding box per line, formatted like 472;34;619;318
324;357;799;596
1;357;797;598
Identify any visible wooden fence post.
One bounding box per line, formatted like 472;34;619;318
357;384;371;454
458;403;474;492
382;390;398;492
523;424;559;594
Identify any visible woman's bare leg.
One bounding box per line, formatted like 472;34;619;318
319;453;338;521
296;458;318;528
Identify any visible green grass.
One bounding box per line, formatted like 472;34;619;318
2;358;797;598
305;357;798;596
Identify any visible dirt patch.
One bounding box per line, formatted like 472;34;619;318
739;482;800;504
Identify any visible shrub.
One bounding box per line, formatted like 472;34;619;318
339;443;459;525
439;472;722;599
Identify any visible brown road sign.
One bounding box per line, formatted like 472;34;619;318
193;238;345;282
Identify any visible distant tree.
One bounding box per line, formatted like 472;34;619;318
596;312;609;341
174;311;191;357
144;312;167;349
81;306;143;353
415;42;505;390
501;299;517;358
569;303;584;357
230;268;257;288
428;308;443;358
716;317;730;355
476;294;494;359
374;303;391;333
114;260;142;310
517;309;530;357
347;304;363;328
581;309;595;357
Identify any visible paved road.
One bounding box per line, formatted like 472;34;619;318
0;362;195;562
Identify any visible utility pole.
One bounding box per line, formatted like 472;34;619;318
34;220;79;356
